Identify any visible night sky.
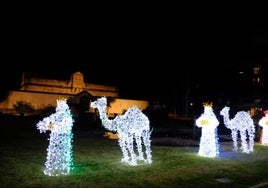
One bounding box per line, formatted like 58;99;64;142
2;15;267;113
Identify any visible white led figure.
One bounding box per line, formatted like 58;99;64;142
196;102;219;158
220;106;255;153
37;98;74;176
258;110;268;146
91;97;152;166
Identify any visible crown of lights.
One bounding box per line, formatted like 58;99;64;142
203;102;213;108
57;98;67;102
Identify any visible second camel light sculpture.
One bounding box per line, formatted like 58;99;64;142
91;97;152;166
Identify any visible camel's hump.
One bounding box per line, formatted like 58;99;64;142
234;111;252;120
124;106;142;114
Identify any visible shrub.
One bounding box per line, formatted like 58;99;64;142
13;101;34;116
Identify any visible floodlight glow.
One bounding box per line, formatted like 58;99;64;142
91;97;152;166
258;110;268;146
37;98;74;176
220;106;255;153
195;102;219;158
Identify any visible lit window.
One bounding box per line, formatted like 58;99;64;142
253;67;260;75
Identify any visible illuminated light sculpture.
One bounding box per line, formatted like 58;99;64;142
220;106;255;153
195;102;220;158
37;98;74;176
91;97;152;166
258;110;268;146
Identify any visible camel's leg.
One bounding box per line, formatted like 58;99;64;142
118;136;129;163
231;130;238;152
142;130;152;164
135;135;144;160
240;130;249;153
126;135;137;166
248;125;255;151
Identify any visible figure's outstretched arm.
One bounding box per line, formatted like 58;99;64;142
37;117;52;133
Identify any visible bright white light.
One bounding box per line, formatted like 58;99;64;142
91;97;152;166
220;106;255;153
258;110;268;146
195;103;219;158
37;98;74;176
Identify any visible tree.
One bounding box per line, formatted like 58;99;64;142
13;101;34;116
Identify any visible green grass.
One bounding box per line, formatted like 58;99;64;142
0;116;268;188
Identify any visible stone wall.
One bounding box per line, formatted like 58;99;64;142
0;72;148;115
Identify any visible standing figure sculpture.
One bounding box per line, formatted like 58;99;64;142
220;106;255;153
37;98;74;176
195;102;220;158
91;97;152;166
258;110;268;146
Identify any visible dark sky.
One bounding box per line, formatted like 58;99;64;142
2;14;268;111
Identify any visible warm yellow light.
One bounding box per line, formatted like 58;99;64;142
201;120;209;125
57;98;67;102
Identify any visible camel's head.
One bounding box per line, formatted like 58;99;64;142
220;106;230;116
91;97;107;110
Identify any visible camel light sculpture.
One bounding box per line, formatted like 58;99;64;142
195;102;220;158
220;106;255;153
258;110;268;146
91;97;152;166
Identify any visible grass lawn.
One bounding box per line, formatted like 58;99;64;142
0;115;268;188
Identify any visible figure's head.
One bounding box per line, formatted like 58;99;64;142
56;98;68;111
203;102;213;113
263;110;268;116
